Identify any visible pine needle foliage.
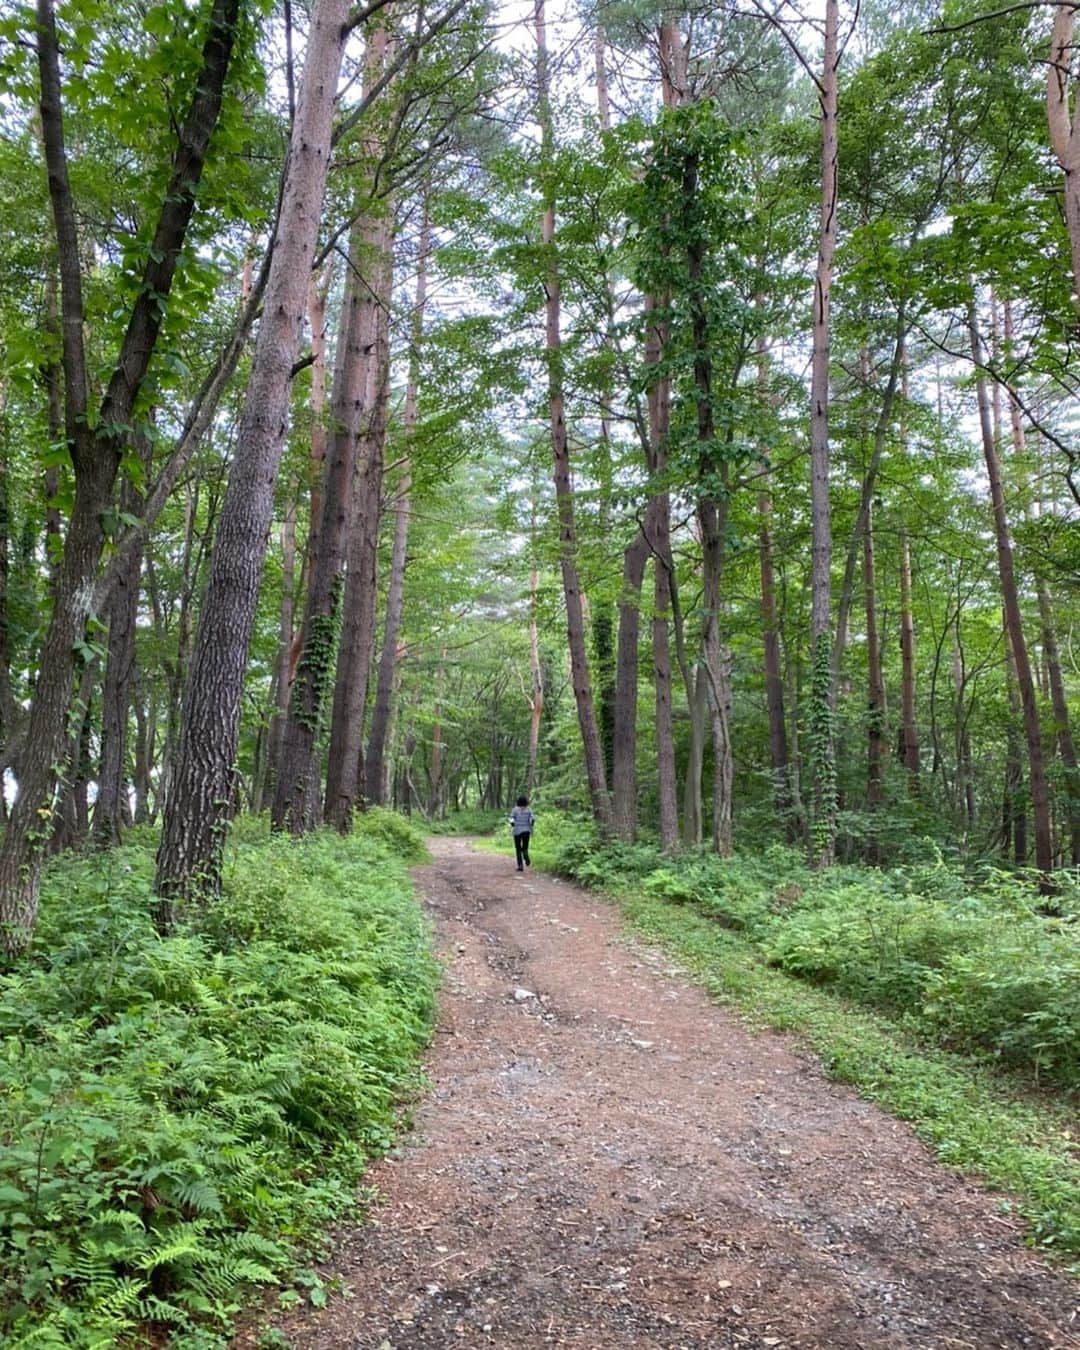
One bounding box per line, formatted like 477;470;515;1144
0;815;436;1346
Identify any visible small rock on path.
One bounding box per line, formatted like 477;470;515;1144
242;837;1079;1349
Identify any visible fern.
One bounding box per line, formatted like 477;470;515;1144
0;826;437;1346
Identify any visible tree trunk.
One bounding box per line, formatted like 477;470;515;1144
611;523;650;840
591;29;618;787
968;303;1053;881
324;220;393;831
535;0;610;829
0;0;242;954
756;338;792;826
699;496;733;856
258;498;297;811
831;317;906;681
0;386;17;753
808;0;840;867
1003;627;1027;864
1047;8;1080;310
428;650;446;817
154;0;351;920
94;452;149;847
276;27;390;833
682;666;706;847
952;637;975;837
864;502;886;862
274;206;388;829
367;190;430;803
525;566;544;797
51;673;95;854
132;674;154;823
1036;578;1080;863
42;267;63;571
681;134;732;856
898;529;920;793
302;269;330;591
653;490;678;850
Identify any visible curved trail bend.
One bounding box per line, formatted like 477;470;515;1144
255;837;1079;1349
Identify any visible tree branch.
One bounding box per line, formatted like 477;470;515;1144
343;0;399;35
332;0;472;146
925;1;1077;36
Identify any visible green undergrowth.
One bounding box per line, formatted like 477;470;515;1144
426;807;506;836
487;814;1080;1265
0;810;437;1347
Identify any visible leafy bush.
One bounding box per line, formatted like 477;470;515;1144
352;806;429;862
0;824;437;1347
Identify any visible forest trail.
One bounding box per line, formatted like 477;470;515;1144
251;838;1079;1350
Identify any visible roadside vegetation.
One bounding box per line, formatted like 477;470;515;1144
484;811;1080;1267
0;813;436;1348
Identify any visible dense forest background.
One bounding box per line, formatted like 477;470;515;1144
0;0;1078;919
1;1;1080;1340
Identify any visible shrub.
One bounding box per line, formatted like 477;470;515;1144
0;825;437;1347
352;806;429;862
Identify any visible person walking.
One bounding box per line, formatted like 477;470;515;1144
509;795;535;872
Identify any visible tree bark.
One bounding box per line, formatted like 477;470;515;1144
258;498;297;811
522;566;545;797
1001;301;1079;864
154;0;351;920
428;649;447;817
1047;7;1080;310
94;443;150;848
611;523;650;841
301;270;331;595
808;0;840;866
591;27;617;787
682;666;706;847
51;668;95;854
324;219;393;830
1036;578;1080;864
273;168;388;833
864;502;886;861
132;673;154;823
1002;622;1027;863
653;490;678;851
952;635;975;837
898;528;920;794
756;337;792;827
0;0;242;954
650;17;683;848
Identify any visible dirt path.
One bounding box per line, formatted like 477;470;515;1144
251;838;1079;1349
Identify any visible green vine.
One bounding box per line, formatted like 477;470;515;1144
808;631;837;865
291;575;344;734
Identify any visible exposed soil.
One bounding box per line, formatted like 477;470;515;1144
241;837;1079;1349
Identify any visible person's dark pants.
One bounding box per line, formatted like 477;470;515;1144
514;832;531;869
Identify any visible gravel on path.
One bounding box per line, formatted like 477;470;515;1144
241;837;1080;1350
